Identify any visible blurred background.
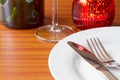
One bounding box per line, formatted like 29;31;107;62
44;0;120;26
114;0;120;25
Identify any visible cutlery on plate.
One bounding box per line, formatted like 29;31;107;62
67;39;120;69
87;37;120;69
68;41;118;80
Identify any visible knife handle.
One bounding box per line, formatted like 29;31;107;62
101;70;118;80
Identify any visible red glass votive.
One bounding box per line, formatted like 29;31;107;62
72;0;115;30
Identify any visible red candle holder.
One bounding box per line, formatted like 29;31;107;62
72;0;115;30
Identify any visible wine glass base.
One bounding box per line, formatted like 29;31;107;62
35;25;74;42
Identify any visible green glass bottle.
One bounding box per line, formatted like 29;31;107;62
0;0;44;29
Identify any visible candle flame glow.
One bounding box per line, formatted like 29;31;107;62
79;0;87;6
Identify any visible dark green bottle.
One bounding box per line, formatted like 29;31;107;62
0;0;44;29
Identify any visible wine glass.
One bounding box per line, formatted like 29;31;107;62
35;0;74;42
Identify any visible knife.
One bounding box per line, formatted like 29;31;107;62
68;41;118;80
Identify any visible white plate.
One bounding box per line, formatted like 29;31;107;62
48;27;120;80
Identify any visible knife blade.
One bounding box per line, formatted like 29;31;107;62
68;41;118;80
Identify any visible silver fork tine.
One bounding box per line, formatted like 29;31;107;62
87;38;105;62
87;37;120;69
87;38;103;61
96;37;113;61
93;38;109;62
87;37;114;63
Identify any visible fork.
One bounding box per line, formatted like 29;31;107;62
86;37;120;69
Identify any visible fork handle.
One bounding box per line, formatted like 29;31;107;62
101;70;118;80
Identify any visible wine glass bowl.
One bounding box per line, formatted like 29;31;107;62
72;0;115;30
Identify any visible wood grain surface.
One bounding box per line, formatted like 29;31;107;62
0;0;77;80
0;0;120;80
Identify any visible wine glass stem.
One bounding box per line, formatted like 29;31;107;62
51;0;59;30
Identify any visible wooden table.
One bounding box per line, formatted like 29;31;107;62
0;1;80;78
0;0;79;79
0;18;78;80
0;23;53;80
